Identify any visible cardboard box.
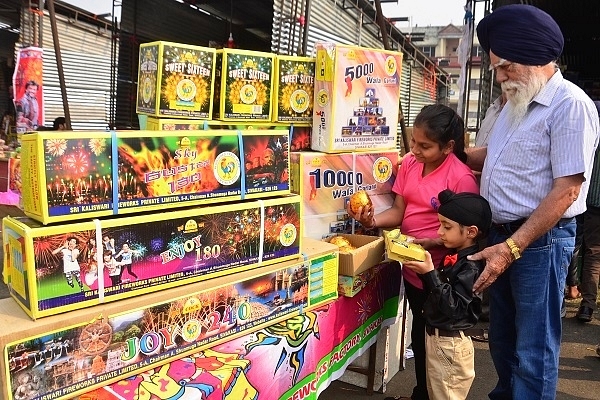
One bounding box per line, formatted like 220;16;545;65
312;42;403;153
3;195;302;319
20;129;290;224
145;119;312;151
136;41;216;119
290;150;397;239
384;229;426;262
0;237;338;400
273;55;315;123
338;262;385;297
326;233;385;276
213;49;275;121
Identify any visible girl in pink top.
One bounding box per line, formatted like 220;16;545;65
348;104;479;400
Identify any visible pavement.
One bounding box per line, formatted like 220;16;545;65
0;205;599;399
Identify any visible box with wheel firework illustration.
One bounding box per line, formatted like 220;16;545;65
290;150;398;239
273;55;315;123
214;48;275;121
0;237;338;400
312;43;402;153
2;195;302;319
20;129;290;225
136;41;216;119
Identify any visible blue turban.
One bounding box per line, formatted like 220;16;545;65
477;4;563;66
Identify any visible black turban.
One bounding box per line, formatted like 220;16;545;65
477;4;563;66
438;190;492;236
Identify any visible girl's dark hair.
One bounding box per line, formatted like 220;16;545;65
413;104;467;163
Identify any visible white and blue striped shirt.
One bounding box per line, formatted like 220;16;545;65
481;71;600;224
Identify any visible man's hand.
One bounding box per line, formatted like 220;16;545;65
468;242;514;293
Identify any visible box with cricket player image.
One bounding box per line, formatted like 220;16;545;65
20;129;290;225
0;237;338;400
2;195;302;319
312;42;402;153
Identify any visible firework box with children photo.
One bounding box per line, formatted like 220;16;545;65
2;195;302;319
0;237;338;400
19;129;290;225
136;41;216;119
311;43;402;153
213;48;275;121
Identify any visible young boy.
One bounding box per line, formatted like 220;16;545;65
402;189;492;400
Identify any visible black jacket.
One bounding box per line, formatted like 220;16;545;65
419;244;483;331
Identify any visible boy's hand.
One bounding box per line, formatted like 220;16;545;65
402;251;434;274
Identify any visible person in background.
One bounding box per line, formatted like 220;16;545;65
475;92;507;148
467;5;600;399
403;189;492;400
2;110;13;140
348;104;479;400
18;80;39;130
53;117;67;131
576;101;600;323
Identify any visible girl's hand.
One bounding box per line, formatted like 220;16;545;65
402;251;434;274
346;203;376;229
412;237;443;250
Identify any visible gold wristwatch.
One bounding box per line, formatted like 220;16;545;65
505;238;521;260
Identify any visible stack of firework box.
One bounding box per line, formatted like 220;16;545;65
290;42;403;291
0;41;338;398
137;41;315;152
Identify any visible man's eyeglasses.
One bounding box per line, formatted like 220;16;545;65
488;58;515;73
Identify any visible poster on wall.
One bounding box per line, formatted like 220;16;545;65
12;47;44;132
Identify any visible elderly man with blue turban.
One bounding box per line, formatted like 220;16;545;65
466;4;600;400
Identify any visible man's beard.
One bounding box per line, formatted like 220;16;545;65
501;69;547;125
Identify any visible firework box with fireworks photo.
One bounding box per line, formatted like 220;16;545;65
19;129;290;225
2;195;302;319
214;48;274;121
0;237;339;400
136;41;216;119
145;118;313;152
324;233;385;277
290;150;397;240
272;55;315;123
311;42;403;153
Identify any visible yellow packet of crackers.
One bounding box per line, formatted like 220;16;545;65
384;229;426;262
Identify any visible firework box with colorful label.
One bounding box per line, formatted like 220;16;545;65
384;229;426;262
0;237;338;400
136;41;216;119
272;55;315;123
312;42;402;153
290;150;397;239
20;129;290;225
214;48;275;121
326;234;385;276
338;261;386;297
145;119;312;152
2;195;302;319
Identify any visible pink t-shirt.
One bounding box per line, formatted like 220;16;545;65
392;153;479;289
